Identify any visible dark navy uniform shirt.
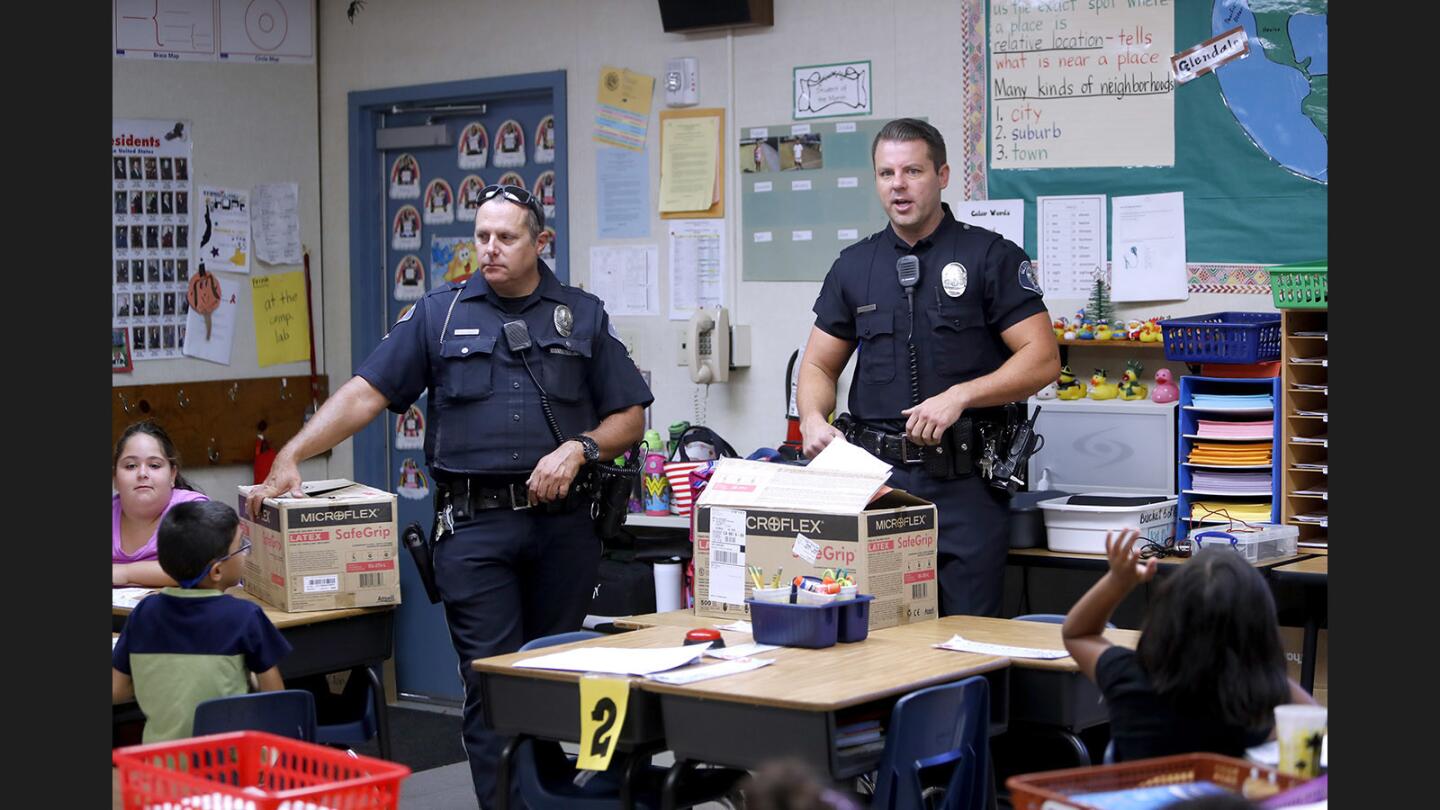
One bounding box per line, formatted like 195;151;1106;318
812;203;1046;427
357;260;654;476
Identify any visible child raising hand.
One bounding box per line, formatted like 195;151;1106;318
1062;529;1315;762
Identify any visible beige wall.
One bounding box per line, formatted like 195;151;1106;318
117;0;1281;488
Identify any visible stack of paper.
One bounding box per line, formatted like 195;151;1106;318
515;645;708;675
1189;500;1272;523
1187;441;1272;466
112;587;156;609
1195;419;1273;440
1190;393;1274;409
1190;470;1272;495
1294;510;1328;527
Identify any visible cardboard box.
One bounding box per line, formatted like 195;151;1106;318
691;459;938;630
238;479;401;613
1280;626;1328;704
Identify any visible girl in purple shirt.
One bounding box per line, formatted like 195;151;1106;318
112;421;208;587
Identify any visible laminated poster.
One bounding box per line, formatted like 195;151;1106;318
395;404;426;450
534;115;556;164
457;174;486;217
393;255;425;301
431;236;479;288
390;153;420;199
392;205;421;251
457;122;489;170
493;119;526;168
423;178;454;225
113;118;193;362
533;170;557;222
398;458;429;500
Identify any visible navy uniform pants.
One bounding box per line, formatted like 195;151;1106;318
886;466;1012;617
432;502;602;809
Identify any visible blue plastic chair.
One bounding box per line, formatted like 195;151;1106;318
870;676;991;810
192;689;317;741
313;667;381;752
1013;613;1116;629
1012;614;1111;767
503;631;745;810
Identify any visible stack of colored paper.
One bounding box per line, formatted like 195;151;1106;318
1195;419;1273;440
1190;500;1272;523
1187;441;1272;466
1190;393;1274;409
1190;470;1272;494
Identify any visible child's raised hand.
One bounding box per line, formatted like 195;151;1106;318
1104;528;1158;586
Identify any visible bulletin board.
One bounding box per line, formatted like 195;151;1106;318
740;117;894;282
983;0;1327;267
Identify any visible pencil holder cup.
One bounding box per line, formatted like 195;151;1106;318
795;588;836;606
838;585;858;600
751;586;790;604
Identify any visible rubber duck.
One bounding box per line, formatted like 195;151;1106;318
1139;319;1164;343
1150;367;1179;403
1052;318;1067;339
1035;381;1058;400
1087;369;1119;400
1056;365;1087;400
1126;319;1144;341
1113;320;1129;341
1094;323;1112;341
1077;323;1095;340
1118;360;1148;400
1063;328;1077;340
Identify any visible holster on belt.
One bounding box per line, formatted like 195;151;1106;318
928;418;974;479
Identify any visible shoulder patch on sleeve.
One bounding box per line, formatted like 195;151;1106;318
1018;260;1044;295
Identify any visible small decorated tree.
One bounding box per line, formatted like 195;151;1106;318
1085;273;1113;326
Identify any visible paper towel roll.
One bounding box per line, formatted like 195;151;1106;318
653;560;683;613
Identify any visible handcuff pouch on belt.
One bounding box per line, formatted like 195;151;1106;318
833;404;1041;488
832;414;973;479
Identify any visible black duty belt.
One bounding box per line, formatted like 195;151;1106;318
843;422;930;465
437;476;583;519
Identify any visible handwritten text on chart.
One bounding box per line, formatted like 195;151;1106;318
989;0;1174;169
251;271;311;367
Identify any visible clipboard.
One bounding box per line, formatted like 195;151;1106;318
659;107;725;219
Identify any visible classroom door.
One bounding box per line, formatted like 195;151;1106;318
350;73;568;703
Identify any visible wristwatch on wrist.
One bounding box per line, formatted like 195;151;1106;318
569;434;600;463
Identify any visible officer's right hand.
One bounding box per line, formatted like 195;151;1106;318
801;415;842;459
246;456;304;520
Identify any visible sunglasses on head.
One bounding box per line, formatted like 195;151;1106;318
478;184;545;229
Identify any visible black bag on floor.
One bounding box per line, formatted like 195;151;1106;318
590;555;656;617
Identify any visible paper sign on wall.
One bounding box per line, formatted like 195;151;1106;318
251;271;310;367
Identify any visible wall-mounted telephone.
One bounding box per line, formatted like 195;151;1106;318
686;306;730;383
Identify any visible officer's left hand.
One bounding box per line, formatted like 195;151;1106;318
901;389;968;446
528;442;585;504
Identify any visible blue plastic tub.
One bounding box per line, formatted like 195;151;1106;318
746;599;839;648
837;594;875;643
1158;312;1281;364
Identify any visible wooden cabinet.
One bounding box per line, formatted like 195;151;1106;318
1280;310;1329;551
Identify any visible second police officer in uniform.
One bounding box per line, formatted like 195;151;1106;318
797;118;1060;618
247;184;651;809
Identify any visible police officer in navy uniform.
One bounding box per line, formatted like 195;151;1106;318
798;119;1059;618
247;184;651;808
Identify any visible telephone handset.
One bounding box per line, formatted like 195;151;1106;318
686;306;730;384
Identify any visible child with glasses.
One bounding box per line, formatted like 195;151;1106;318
112;500;291;742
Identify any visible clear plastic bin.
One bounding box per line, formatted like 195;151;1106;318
1188;523;1298;562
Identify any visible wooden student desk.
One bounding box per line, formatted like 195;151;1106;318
113;588;397;759
473;624;1008;808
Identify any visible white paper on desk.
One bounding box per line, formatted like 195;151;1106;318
645;657;775;684
112;587;156;609
935;634;1070;660
715;621;753;633
705;641;779;660
695;458;891;514
515;644;709;675
1110;191;1188;302
805;433;893;477
707;507;747;606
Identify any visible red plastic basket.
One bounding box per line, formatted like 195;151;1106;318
113;730;411;809
1006;752;1306;810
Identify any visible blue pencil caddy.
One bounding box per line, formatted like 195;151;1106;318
746;599;839;649
836;594;875;643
